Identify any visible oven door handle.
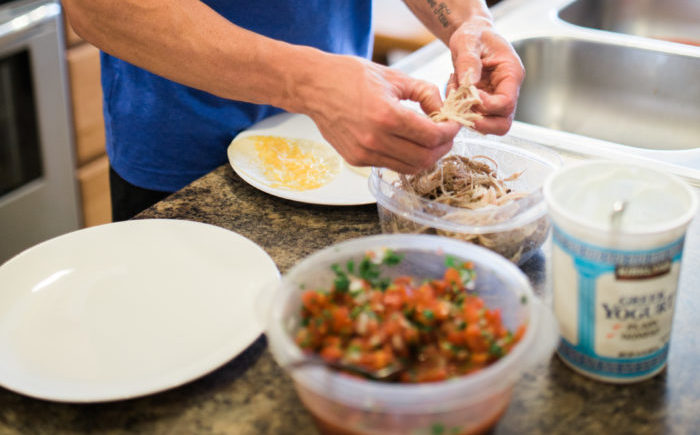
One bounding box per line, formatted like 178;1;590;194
0;2;61;45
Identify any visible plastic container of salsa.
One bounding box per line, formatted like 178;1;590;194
266;234;558;435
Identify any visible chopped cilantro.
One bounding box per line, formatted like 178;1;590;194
376;277;391;291
350;252;398;291
489;342;504;357
331;264;350;292
381;249;404;266
444;255;475;287
350;305;363;319
350;289;364;298
431;423;445;435
445;255;459;269
358;256;381;281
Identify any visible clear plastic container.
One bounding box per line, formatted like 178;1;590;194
266;234;558;435
368;133;561;265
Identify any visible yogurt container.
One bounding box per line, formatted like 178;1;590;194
544;160;698;383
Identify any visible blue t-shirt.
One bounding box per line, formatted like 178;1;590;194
101;1;372;192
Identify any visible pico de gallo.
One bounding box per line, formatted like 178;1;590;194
295;249;526;383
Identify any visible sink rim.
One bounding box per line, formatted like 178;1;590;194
556;0;700;45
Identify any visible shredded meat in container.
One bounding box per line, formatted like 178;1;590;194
384;154;549;264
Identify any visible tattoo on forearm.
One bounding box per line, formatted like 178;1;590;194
426;0;451;28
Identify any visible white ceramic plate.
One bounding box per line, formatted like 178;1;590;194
0;219;280;402
227;112;375;206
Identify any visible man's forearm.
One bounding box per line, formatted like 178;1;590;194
402;0;493;44
61;0;323;112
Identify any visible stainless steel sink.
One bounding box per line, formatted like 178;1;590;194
559;0;700;46
513;37;700;151
396;0;700;185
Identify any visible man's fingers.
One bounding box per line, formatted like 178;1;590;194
453;50;482;87
473;114;514;136
347;132;454;174
392;76;462;147
402;76;444;116
478;88;517;118
382;138;453;174
445;73;458;97
396;105;461;149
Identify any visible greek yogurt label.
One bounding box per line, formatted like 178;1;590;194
552;225;684;382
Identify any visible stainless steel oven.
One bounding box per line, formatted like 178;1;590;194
0;0;79;263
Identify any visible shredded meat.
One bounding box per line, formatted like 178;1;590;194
385;154;549;264
400;155;527;210
430;78;482;128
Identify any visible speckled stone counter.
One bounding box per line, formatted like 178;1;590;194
1;164;699;435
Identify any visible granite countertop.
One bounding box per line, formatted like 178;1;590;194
1;164;699;434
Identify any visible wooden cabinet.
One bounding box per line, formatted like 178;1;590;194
77;155;111;227
63;16;112;226
67;43;105;167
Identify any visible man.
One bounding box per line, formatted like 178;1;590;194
62;0;524;220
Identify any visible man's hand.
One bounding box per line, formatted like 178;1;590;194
448;20;525;135
295;54;461;174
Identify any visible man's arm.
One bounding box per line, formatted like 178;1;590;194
62;0;315;111
403;0;524;135
62;0;461;173
402;0;493;45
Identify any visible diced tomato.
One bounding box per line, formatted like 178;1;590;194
415;366;448;382
443;267;461;286
485;308;502;328
393;276;413;287
383;289;404;310
431;279;448;296
320;345;343;361
294;252;517;384
302;290;327;314
322;336;341;347
465;323;487;352
471;352;489;365
372;347;395;370
463;302;481;324
331;306;352;334
434;300;450;320
446;328;464;346
403;325;419;344
420;282;436;298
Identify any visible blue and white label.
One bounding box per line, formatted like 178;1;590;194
552;225;684;382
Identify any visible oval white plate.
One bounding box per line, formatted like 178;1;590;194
0;219;279;402
227;112;375;206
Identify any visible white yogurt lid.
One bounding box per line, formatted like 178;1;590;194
544;160;698;235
